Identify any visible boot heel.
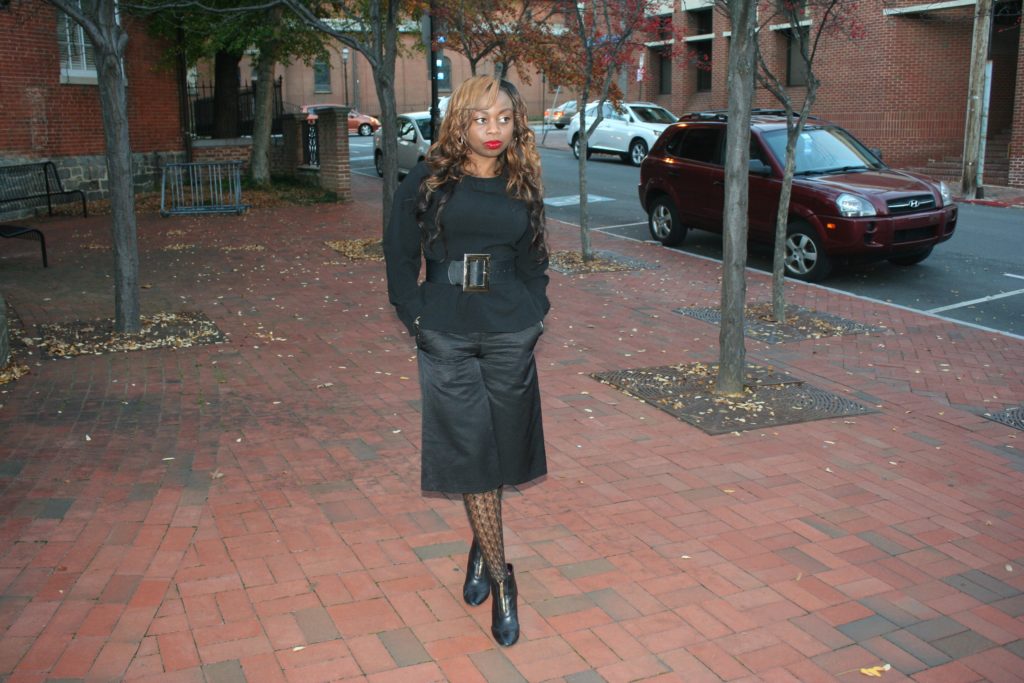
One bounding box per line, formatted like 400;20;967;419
462;539;490;606
490;563;519;646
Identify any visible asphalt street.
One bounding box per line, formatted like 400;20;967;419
348;130;1024;338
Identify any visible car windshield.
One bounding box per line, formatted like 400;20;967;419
762;127;882;175
631;106;676;124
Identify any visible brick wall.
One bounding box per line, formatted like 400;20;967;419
1011;26;1024;188
1;2;183;158
0;0;184;212
314;108;352;201
191;139;253;172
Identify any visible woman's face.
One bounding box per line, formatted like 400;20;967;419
464;89;515;172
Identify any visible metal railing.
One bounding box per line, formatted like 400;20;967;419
303;120;320;167
159;161;248;217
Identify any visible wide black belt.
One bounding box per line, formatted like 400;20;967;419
425;254;516;292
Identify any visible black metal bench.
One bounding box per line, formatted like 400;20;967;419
1;224;48;267
0;161;87;218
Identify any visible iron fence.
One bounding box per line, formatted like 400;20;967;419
189;77;284;138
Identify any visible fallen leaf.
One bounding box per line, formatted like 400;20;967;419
859;664;891;677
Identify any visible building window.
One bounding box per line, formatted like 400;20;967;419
690;8;713;36
437;56;452;93
313;58;331;93
787;27;809;87
687;7;713;93
657;48;672;95
692;41;712;92
57;9;96;84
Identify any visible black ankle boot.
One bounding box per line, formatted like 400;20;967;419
462;539;490;606
490;563;519;646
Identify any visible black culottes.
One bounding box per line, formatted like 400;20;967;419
416;322;547;493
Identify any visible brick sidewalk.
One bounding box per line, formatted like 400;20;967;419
1;176;1022;682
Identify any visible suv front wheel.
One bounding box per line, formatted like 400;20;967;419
626;139;649;166
647;196;687;246
785;221;832;281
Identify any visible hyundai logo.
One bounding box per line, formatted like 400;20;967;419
908;199;920;208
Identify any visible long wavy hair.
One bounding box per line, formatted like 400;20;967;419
415;76;547;259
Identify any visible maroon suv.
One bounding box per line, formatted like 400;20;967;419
638;112;958;281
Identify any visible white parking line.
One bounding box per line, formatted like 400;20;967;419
1005;273;1024;281
545;194;614;207
593;221;647;231
350;155;375;161
926;287;1024;313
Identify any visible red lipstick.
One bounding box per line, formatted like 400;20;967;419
484;141;503;150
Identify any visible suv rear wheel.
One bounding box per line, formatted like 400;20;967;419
571;135;593;160
647;196;687;246
785;221;832;281
374;151;384;177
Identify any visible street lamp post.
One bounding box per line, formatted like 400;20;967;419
342;48;349;107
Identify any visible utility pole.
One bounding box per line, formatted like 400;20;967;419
961;0;994;199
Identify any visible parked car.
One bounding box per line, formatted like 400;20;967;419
566;101;677;166
374;112;433;177
302;105;381;136
544;100;577;129
638;111;958;281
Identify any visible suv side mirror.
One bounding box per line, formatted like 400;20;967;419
869;147;884;160
749;159;772;176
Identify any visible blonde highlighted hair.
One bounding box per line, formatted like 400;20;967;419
415;76;547;258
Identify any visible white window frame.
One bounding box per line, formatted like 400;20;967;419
57;8;97;84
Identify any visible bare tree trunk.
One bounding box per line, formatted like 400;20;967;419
97;54;140;333
715;0;758;396
250;6;284;187
575;87;593;261
376;9;401;233
770;121;800;323
214;50;241;139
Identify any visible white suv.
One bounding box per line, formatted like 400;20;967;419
566;101;677;166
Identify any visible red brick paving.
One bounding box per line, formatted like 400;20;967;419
1;175;1023;681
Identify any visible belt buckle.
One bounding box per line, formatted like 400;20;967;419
462;253;490;292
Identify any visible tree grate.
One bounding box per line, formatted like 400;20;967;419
592;362;877;435
983;406;1024;432
549;249;659;275
674;303;886;344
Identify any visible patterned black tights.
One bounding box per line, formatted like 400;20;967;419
463;488;508;583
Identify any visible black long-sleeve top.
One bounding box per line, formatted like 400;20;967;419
383;162;550;336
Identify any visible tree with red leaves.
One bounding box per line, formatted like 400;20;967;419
430;0;559;82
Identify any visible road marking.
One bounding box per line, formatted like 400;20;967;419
1006;273;1024;281
545;194;614;207
593;221;647;231
350;155;375;161
926;288;1024;313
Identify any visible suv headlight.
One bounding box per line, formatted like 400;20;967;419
938;181;954;207
836;193;877;218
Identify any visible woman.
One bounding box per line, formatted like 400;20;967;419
383;76;549;647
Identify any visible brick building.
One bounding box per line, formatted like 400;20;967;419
0;0;186;203
630;0;1023;188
